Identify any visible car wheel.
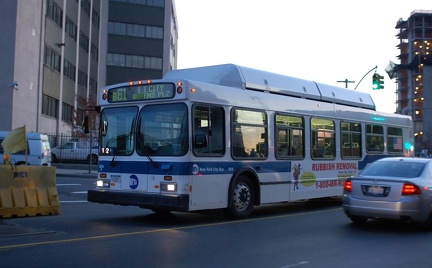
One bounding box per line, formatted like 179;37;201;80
349;216;368;225
418;214;432;231
226;175;255;219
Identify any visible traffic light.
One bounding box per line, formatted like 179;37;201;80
372;73;384;90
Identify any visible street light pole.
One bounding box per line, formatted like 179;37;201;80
337;79;355;88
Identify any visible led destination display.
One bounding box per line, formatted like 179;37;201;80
108;83;175;103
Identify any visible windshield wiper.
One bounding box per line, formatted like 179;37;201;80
111;153;117;166
146;155;157;168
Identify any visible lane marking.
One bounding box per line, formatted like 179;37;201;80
280;261;310;268
57;184;81;186
60;201;88;203
0;207;342;250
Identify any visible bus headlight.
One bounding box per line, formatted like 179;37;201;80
97;179;110;188
160;182;177;192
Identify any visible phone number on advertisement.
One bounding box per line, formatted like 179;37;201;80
316;180;345;189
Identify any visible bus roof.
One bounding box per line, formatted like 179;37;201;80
163;64;376;110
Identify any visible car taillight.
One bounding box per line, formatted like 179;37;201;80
344;179;352;192
401;183;421;195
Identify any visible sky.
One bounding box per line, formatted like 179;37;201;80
174;0;431;114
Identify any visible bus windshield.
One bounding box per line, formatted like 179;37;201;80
136;103;188;156
100;106;138;156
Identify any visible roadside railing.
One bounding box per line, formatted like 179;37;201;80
47;134;98;166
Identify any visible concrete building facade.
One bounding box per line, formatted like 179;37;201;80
0;0;178;135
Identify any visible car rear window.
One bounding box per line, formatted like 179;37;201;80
360;161;425;178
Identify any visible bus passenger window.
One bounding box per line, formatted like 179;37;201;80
311;118;335;159
275;114;304;159
341;121;361;159
388;127;403;154
232;108;268;159
366;124;384;153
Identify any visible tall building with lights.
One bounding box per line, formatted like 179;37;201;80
395;10;432;153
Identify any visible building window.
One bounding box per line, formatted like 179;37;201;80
91;43;99;62
44;45;61;72
46;0;63;28
78;70;88;88
64;59;76;81
145;56;162;70
90;78;98;96
108;21;163;39
108;22;126;35
81;0;91;16
42;94;59;118
107;53;162;70
65;17;77;41
92;8;100;29
110;0;164;7
62;102;74;123
79;31;89;52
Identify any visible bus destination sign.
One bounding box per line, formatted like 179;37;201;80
108;83;175;103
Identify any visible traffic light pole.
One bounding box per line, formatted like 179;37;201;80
354;65;377;90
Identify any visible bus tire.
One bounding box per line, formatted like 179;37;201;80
150;208;172;215
226;175;255;219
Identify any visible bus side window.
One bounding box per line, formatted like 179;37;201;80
366;124;384;153
193;105;225;156
311;117;335;159
275;114;304;159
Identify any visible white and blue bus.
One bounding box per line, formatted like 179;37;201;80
88;64;413;218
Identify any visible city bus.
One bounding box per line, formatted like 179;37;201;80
88;64;413;219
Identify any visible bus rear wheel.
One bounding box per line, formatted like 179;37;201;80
226;175;255;219
150;208;172;215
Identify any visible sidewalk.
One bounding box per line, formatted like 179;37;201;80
53;163;97;178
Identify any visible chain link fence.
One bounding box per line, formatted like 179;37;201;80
47;134;98;165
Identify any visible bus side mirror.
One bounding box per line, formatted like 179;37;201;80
194;134;208;148
101;120;108;136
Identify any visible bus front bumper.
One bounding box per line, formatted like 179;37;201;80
87;189;190;212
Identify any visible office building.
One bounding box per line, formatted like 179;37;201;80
0;0;177;135
107;0;178;85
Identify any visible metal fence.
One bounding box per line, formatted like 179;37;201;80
47;134;98;165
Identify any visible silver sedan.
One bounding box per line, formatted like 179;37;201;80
342;157;432;227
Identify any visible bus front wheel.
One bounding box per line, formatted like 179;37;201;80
226;175;255;219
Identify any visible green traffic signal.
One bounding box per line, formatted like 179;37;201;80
372;73;384;90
